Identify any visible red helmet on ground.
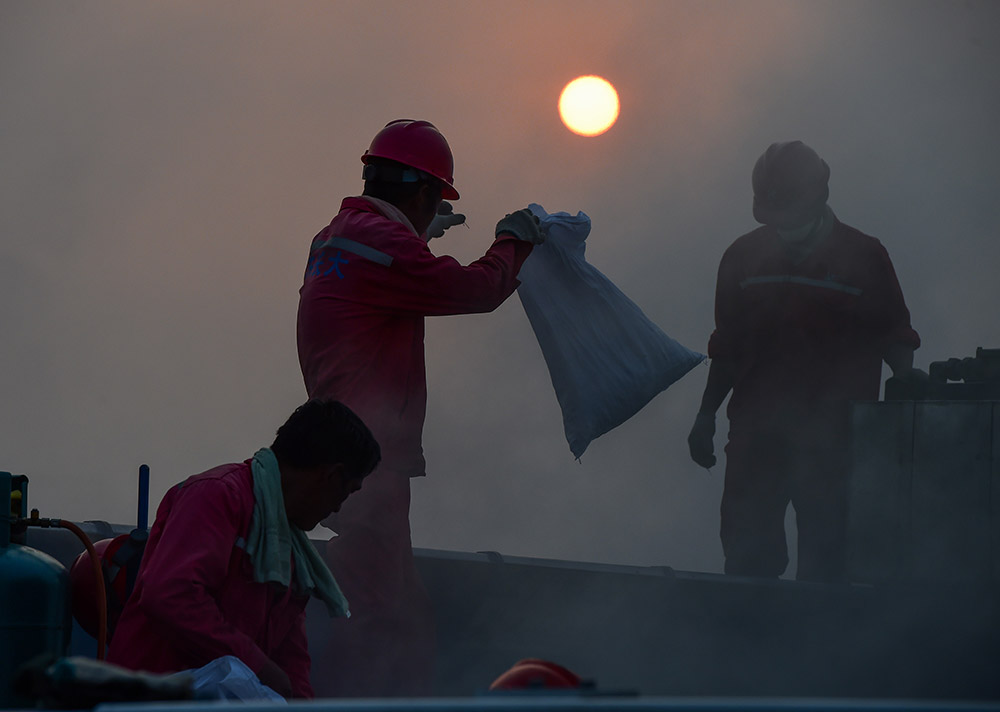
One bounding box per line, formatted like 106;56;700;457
752;140;830;229
70;531;146;640
361;119;460;200
70;537;117;638
488;658;583;691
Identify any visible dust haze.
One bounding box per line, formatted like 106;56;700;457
2;0;998;578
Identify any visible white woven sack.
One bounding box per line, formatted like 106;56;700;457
517;204;705;458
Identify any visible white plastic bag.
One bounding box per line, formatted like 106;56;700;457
518;204;705;458
174;655;287;703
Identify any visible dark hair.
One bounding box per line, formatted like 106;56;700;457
362;157;440;206
271;399;381;477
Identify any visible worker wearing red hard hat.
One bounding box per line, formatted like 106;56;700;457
687;141;923;582
362;119;461;200
297;120;543;696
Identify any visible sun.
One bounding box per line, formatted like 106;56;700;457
558;76;620;137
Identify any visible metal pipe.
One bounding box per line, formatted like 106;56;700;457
137;464;150;532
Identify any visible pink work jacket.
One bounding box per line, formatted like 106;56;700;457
108;462;314;698
297;197;533;476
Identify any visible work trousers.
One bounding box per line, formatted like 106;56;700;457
720;416;850;583
310;467;436;697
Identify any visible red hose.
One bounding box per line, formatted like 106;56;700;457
57;520;108;660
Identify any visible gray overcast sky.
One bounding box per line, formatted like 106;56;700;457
2;1;998;577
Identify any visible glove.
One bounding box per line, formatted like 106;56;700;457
496;208;545;245
687;412;717;468
425;201;466;240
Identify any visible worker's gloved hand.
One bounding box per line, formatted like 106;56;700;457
425;201;466;241
256;658;292;699
688;412;717;469
496;208;545;245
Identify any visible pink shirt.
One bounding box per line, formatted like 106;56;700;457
108;462;314;698
296;197;532;475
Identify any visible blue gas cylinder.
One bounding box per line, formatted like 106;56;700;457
0;472;71;708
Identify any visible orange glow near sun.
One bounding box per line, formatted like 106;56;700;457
558;75;620;137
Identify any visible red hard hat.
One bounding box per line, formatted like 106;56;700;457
69;534;136;639
361;119;460;200
752;140;830;229
489;658;583;691
70;538;115;638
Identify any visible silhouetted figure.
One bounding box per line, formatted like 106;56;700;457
688;141;922;582
296;120;543;696
108;400;381;698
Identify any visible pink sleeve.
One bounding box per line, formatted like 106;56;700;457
360;236;533;317
131;478;269;673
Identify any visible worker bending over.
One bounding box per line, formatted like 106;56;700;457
297;119;543;696
688;141;922;583
108;400;380;698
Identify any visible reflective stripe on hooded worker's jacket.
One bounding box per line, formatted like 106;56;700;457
296;196;533;476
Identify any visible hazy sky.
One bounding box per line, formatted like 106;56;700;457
2;1;998;577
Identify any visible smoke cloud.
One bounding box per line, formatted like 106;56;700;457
2;0;998;579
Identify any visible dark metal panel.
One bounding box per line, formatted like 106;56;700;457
25;528;1000;701
993;403;1000;582
847;402;914;583
911;402;993;581
410;552;1000;700
97;697;1000;712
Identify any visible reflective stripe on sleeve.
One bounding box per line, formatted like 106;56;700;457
313;237;393;267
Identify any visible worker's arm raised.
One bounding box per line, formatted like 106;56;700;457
359;219;537;317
